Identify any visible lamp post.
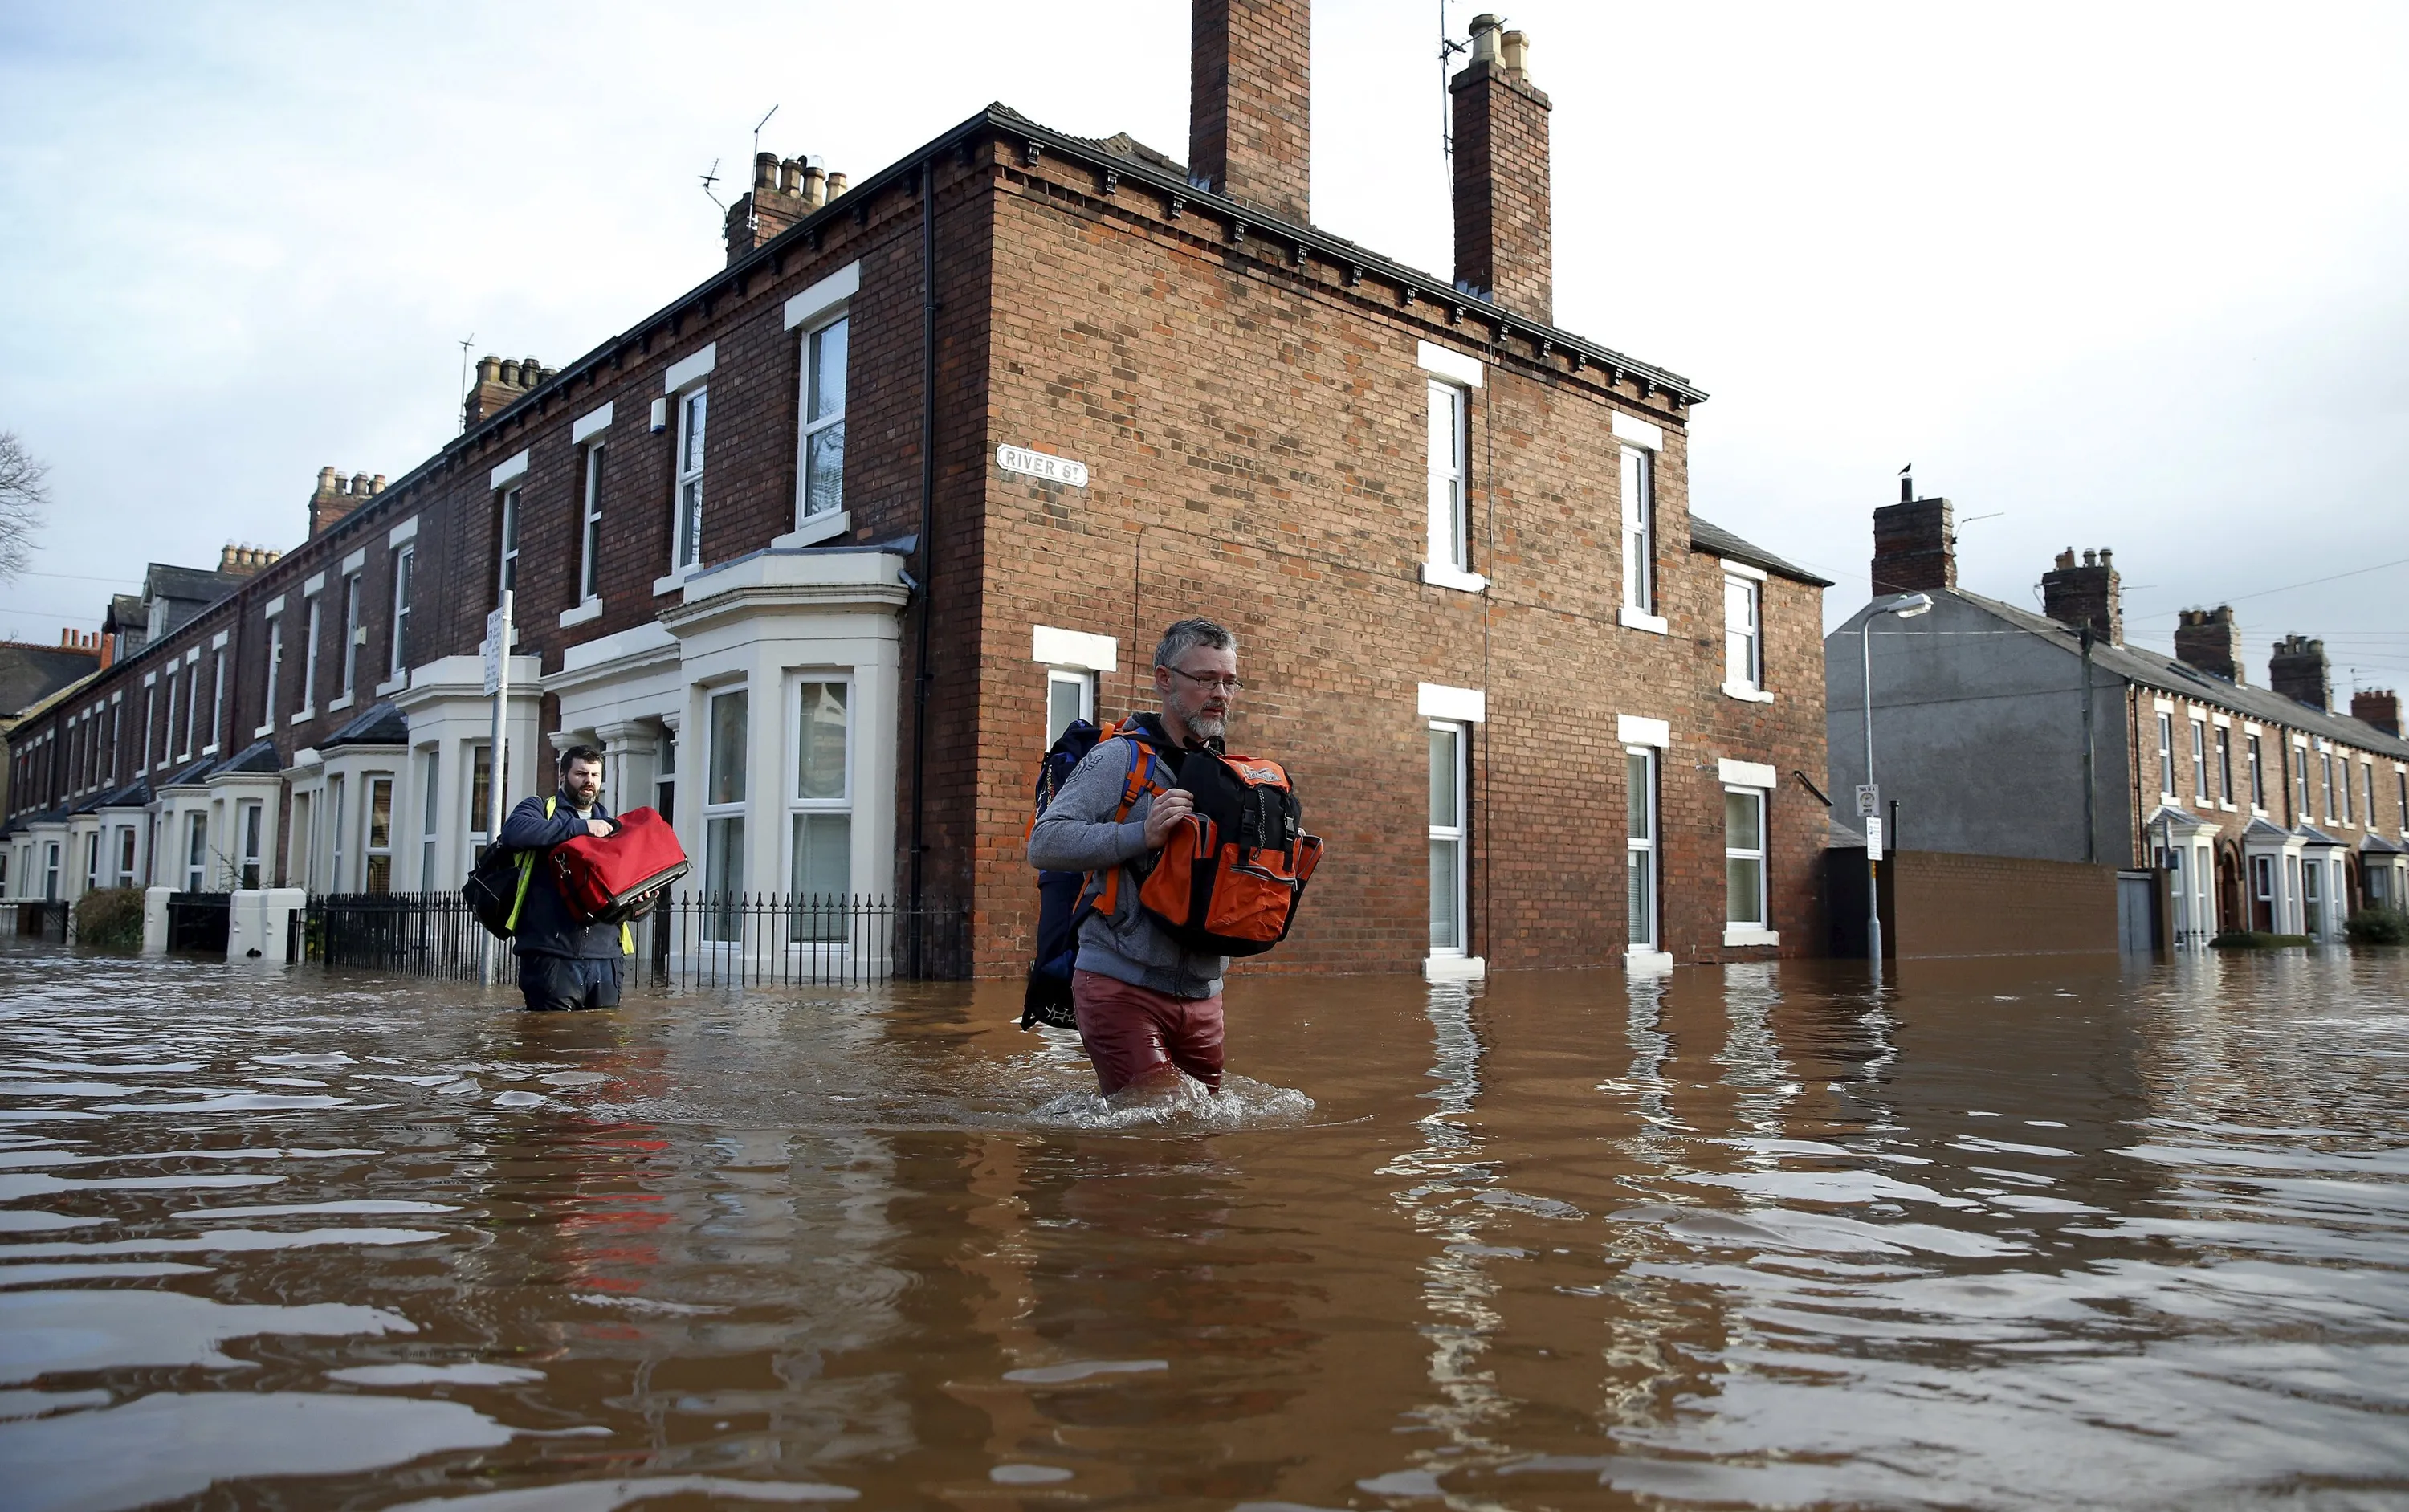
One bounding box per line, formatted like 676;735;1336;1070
1862;591;1933;968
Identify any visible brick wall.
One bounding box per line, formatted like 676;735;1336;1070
1891;849;2118;957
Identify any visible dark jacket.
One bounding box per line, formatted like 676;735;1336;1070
500;789;625;960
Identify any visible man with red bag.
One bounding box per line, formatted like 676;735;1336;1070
498;744;635;1012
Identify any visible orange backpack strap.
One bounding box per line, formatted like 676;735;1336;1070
1086;733;1169;917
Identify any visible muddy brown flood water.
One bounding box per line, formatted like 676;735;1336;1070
0;943;2404;1511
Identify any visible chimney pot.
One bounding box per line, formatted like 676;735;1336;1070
754;151;778;191
349;471;369;495
1499;27;1528;78
2055;548;2075;570
317;466;338;493
499;358;520;385
801;161;826;207
370;474;386;493
778;157;801;195
521;357;540;387
1469;13;1501;62
825;171;848;199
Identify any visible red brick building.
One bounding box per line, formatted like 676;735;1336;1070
6;4;1831;975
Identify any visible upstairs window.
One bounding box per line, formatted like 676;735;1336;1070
1426;380;1469;574
2295;745;2311;820
340;570;362;702
390;544;415;679
578;446;605;601
2246;733;2264;810
2215;727;2234;805
496;487;521;595
675;388;709;572
2158;713;2175;797
208;650;226;752
799;317;848;522
2338;752;2352;825
1724;574;1762;692
1620;446;1654;613
2190;719;2208;801
2322;752;2337;821
301;590;323;717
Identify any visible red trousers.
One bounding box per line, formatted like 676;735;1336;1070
1070;969;1225;1094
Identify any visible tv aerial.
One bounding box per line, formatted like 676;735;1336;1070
699;157;724;212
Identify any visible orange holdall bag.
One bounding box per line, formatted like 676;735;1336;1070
1138;749;1323;956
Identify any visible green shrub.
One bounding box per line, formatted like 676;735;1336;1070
2345;907;2409;946
74;887;146;951
2210;930;2311;950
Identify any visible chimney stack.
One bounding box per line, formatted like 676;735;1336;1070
2040;547;2122;645
1189;0;1312;225
1869;492;1956;597
724;153;830;265
463;353;552;430
1450;14;1552;321
2354;688;2402;738
308;466;391;539
2174;605;2244;684
2268;634;2332;711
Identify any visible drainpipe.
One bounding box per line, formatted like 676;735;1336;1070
907;156;940;970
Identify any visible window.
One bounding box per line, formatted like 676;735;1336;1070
2303;858;2322;936
2251;854;2275;923
238;803;262;890
675;388;708;572
337;572;361;702
1725;787;1769;928
2190;720;2207;801
161;674;177;768
181;662;199;760
301;590;322;716
2365;764;2378;833
2400;769;2408;836
577;447;604;601
2338;752;2352;825
141;683;157;772
2158;713;2175;797
1626;748;1657;951
390;544;414;678
263;613;282;727
117;825;137;888
1429;722;1469;954
654;726;677;829
496;487;521;595
798;317;847;521
364;776;393;893
2322;752;2336;821
418;751;440;887
1046;670;1094;744
1620;446;1653;613
467;744;493;849
184;811;208;891
1426;381;1469;574
2294;745;2310;820
328;775;346;890
703;687;747;938
789;680;852;939
208;650;226;752
1724;575;1762;692
42;842;59;901
84;831;99;891
2216;727;2233;805
107;702;120;785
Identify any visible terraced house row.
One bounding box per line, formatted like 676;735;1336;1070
3;2;1831;976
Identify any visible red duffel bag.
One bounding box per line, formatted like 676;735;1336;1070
550;807;691;924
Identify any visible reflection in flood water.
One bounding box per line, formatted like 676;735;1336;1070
1;943;2405;1509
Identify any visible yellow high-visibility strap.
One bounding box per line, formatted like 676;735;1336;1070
504;796;634;953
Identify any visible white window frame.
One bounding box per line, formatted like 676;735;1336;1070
299;589;323;721
363;774;393;894
2247;732;2264;813
418;748;441;889
466;742;494;852
496;486;521;596
1046;669;1096;744
2189;719;2208;802
159;671;177;769
2158;712;2176;797
577;443;605;604
2295;744;2312;821
2215;725;2234;807
390;543;415;679
1428;719;1470;958
238;801;263;890
2364;762;2378;833
327;773;347;891
1620;445;1657;622
673;386;709;576
2337;751;2352;826
183;809;209;892
1723;785;1774;943
701;684;748;940
259;609;281;736
1626;744;1660;956
205;650;225;756
787;675;856;939
181;659;200;761
141;677;157;772
796;312;850;528
2322;750;2337;822
116;824;137;888
1722;568;1765;698
1425;379;1471;578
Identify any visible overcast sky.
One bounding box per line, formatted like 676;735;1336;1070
2;2;2403;693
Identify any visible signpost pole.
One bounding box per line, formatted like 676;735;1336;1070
480;591;512;986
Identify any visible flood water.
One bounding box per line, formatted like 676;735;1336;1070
2;943;2405;1511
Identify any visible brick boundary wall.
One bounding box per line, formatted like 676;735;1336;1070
1892;849;2118;958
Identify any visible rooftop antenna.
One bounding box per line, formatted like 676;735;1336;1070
698;157;724;213
748;105;781;235
1438;0;1470;195
455;333;475;434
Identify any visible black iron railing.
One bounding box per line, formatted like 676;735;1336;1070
13;900;69;943
303;890;969;986
165;891;231;955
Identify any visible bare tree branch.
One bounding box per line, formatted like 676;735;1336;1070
0;431;50;585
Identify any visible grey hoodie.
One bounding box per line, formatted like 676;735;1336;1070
1025;732;1227;999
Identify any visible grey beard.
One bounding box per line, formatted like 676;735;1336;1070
1187;712;1227;741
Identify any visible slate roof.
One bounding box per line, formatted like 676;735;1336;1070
144;563;245;605
0;642;102;720
155;756;219;789
320;701;408;749
211;738;283;776
95;777;153;809
1950;589;2409;761
100;595;146;635
1689;517;1832;587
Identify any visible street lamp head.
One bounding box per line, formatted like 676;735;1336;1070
1889;593;1934;620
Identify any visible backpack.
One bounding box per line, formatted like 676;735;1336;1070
1138;750;1323;956
1022;719;1165;1029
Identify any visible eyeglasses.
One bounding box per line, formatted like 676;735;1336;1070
1163;666;1244;694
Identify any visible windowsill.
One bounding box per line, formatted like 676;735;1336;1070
772;509;850;550
375;675;406;698
201;744;218;758
653;571;695;598
254;723;274;739
2219;801;2238;813
1626;947;1674;975
1422;953;1486;982
291;709;315;726
1722;683;1775;704
326;695;353;715
1620;608;1669;635
1723;925;1781;948
1420;560;1488;593
559;597;604;629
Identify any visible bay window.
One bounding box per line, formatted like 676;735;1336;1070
789;679;852;941
703;686;747;939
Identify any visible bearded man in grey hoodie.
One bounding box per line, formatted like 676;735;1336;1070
1027;617;1240;1094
